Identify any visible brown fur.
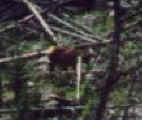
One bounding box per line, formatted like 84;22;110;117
49;47;79;71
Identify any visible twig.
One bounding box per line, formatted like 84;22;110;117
0;48;52;63
63;14;94;34
0;23;16;33
76;56;82;100
22;0;57;44
48;14;95;40
49;14;110;42
124;17;142;32
51;26;111;44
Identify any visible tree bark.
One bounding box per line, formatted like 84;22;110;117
95;0;122;120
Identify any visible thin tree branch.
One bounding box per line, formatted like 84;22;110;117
0;49;53;63
76;56;82;100
22;0;57;44
48;14;96;40
51;26;111;43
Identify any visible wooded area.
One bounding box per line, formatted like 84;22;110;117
0;0;142;120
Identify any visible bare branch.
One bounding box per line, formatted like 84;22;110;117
76;56;82;100
22;0;57;44
0;49;53;63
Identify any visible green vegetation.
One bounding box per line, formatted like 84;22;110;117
0;0;142;120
